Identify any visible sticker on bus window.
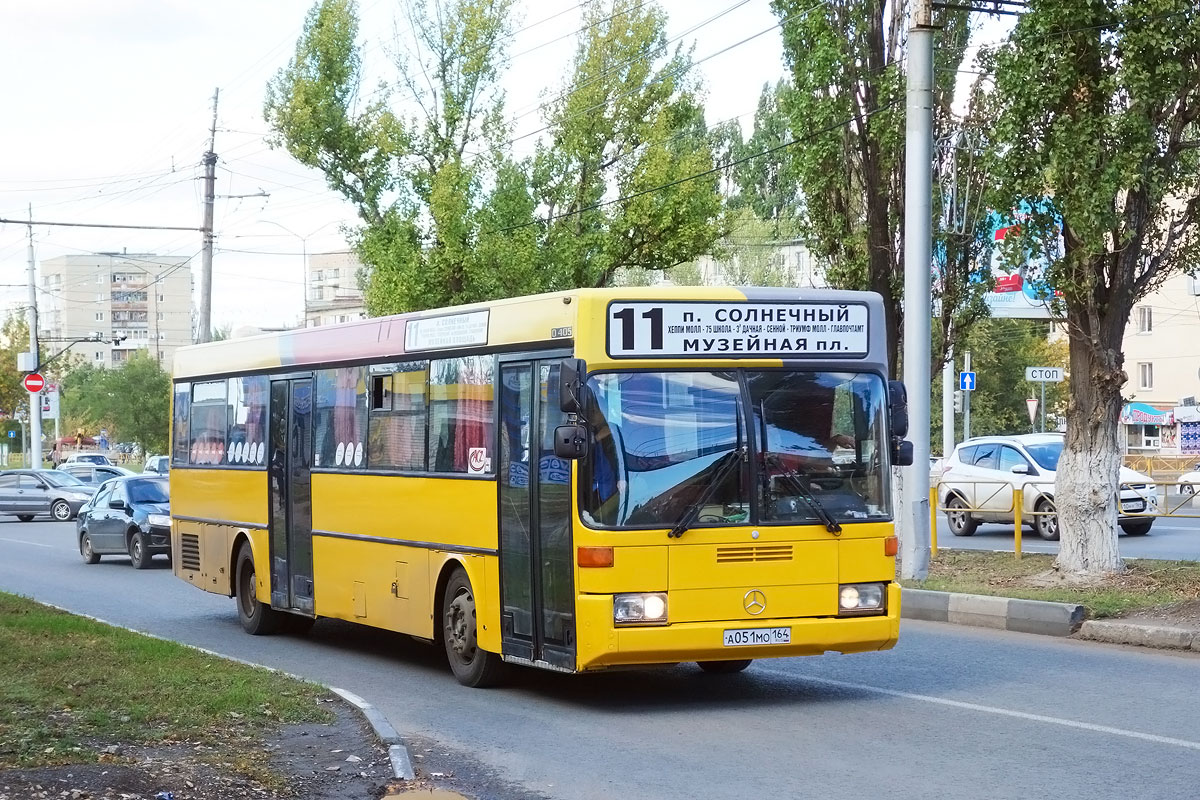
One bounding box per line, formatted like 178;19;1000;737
354;442;363;467
335;442;345;466
468;447;488;474
606;301;870;358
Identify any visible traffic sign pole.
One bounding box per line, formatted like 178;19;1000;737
963;351;971;440
1041;381;1046;433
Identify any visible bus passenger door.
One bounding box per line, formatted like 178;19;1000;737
268;377;316;615
498;359;576;670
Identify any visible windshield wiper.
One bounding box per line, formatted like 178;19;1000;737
667;447;746;539
767;456;842;535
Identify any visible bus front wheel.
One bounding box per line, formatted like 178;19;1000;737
236;543;280;635
442;567;506;688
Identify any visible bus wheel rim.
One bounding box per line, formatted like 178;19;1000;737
447;589;476;661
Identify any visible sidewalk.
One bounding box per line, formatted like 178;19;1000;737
902;588;1200;652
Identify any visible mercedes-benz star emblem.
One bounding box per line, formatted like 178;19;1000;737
743;589;766;616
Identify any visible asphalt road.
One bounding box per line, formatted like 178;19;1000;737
3;518;1200;800
934;509;1200;559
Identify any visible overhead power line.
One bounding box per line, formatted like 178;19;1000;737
0;217;202;232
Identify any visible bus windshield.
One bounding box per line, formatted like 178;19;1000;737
580;370;891;528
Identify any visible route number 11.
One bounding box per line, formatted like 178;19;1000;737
612;306;664;351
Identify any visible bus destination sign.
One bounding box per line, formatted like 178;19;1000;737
405;309;490;352
606;301;869;359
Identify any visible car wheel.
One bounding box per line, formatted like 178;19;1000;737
1035;498;1059;540
946;495;978;537
236;542;280;635
697;659;753;674
16;514;34;522
128;530;151;569
1182;484;1196;495
80;532;100;564
1120;520;1153;536
51;500;72;521
442;566;507;687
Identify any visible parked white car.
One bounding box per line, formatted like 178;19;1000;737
938;433;1158;540
1177;464;1200;494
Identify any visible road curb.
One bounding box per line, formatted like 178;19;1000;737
901;588;1085;636
1076;620;1200;651
37;602;416;781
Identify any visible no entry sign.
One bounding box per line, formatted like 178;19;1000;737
23;373;45;393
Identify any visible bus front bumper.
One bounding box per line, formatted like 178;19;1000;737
575;583;901;671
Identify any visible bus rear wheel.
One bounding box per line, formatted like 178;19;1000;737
442;567;506;688
698;659;753;674
236;543;280;635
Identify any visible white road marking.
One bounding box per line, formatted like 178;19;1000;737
0;537;57;549
758;668;1200;751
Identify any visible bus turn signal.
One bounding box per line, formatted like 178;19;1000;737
577;546;614;568
884;536;898;556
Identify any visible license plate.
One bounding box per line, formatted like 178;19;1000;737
723;627;791;647
1121;500;1144;512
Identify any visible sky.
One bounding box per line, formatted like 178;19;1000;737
0;1;1007;334
0;0;792;332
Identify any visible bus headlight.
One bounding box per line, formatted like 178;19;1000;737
838;583;886;615
613;593;668;625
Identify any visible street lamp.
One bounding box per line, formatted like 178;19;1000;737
258;220;343;328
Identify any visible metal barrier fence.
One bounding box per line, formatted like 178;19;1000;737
929;479;1196;559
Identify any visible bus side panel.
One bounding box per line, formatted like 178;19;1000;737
171;468;268;528
171;469;267;596
309;474;498;640
310;536;430;634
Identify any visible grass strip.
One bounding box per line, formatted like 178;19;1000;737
901;551;1200;618
0;591;332;769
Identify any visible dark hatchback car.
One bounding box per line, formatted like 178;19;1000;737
0;469;97;521
57;463;138;487
77;476;171;569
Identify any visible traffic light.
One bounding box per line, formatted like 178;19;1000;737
953;390;963;414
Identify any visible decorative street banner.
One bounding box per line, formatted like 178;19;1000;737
606;301;869;358
983;202;1064;319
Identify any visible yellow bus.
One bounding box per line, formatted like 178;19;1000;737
170;287;912;686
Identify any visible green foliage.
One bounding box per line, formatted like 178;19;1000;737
983;0;1200;356
772;0;981;375
726;81;804;240
0;313;30;426
267;0;724;313
59;353;170;456
930;320;1069;442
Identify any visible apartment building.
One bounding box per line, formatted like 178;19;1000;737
39;252;193;369
1120;272;1200;455
304;250;366;327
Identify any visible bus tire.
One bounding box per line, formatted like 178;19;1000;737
442;567;506;688
697;659;752;674
236;543;280;635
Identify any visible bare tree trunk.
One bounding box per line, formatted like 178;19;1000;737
1053;311;1125;576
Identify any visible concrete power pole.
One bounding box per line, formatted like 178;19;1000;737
197;88;219;344
899;0;935;581
25;209;42;468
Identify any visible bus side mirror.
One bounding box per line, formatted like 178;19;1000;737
559;358;587;414
554;425;589;460
888;380;909;438
892;440;914;467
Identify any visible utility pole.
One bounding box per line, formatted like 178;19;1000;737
25;207;43;469
198;88;219;344
942;346;954;458
898;0;935;581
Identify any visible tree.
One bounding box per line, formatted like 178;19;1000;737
984;0;1200;576
941;320;1069;439
0;313;29;426
728;81;804;241
265;0;523;313
532;0;725;289
771;1;980;377
59;353;171;457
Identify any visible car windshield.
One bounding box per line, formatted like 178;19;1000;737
1024;441;1063;471
579;370;891;528
41;470;87;487
128;479;169;504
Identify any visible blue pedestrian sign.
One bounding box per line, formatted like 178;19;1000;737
960;371;977;391
6;431;13;439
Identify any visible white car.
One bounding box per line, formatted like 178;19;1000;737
938;433;1157;540
61;452;114;467
1177;464;1200;494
